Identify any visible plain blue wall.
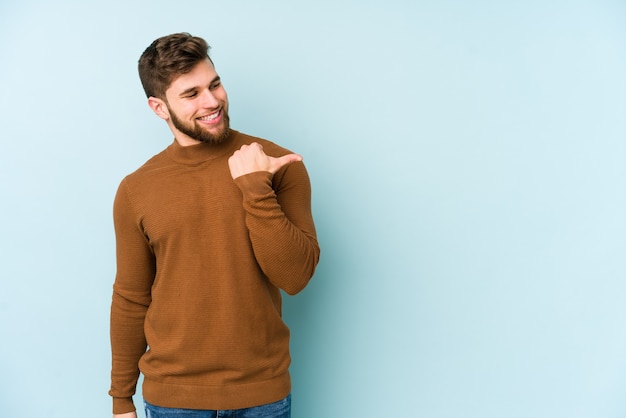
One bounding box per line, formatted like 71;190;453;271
1;1;625;417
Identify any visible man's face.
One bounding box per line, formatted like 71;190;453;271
162;58;230;146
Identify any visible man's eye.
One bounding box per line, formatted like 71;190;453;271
210;82;221;90
186;92;198;98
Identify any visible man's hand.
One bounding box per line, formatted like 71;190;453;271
228;142;302;180
113;412;136;418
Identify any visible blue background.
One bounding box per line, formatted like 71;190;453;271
1;1;625;417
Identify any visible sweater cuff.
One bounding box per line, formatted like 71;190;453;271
233;171;273;196
113;397;136;415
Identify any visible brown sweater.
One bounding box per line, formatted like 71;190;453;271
109;130;320;414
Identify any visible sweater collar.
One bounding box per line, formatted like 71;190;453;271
166;130;240;165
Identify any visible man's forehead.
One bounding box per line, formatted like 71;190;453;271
169;59;218;91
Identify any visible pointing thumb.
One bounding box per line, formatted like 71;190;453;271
271;153;303;173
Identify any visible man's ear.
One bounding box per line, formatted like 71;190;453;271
148;96;170;121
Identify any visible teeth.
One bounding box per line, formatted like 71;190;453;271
200;111;219;121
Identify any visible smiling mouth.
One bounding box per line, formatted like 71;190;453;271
197;110;221;123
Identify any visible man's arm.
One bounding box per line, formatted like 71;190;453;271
109;180;155;414
229;142;320;294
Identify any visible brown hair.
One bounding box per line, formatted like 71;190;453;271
138;32;211;99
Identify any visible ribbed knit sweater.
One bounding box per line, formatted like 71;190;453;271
109;130;320;414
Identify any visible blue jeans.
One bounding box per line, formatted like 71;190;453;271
144;394;291;418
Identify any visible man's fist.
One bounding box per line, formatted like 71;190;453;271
228;142;302;179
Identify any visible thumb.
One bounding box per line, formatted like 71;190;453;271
270;153;303;173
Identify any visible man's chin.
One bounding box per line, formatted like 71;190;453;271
171;110;231;145
197;126;231;144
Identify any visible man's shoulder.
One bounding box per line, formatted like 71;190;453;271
132;144;173;173
120;145;171;185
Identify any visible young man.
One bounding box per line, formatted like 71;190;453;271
109;33;320;418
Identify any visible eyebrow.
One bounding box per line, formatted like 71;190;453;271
178;76;221;97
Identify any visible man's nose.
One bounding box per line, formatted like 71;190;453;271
199;89;219;108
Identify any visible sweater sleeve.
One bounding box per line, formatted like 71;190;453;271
233;161;320;295
109;180;155;414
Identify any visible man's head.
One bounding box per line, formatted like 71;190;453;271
139;33;230;146
138;32;211;100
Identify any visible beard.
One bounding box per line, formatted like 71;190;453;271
169;106;231;145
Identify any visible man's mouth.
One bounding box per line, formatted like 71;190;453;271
197;110;221;124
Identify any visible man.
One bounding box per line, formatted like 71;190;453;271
109;33;320;418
